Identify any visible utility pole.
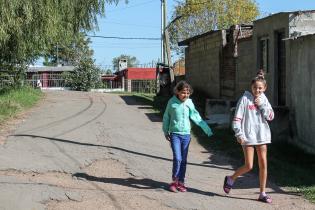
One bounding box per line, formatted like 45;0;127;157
163;0;167;65
161;0;164;64
161;0;172;66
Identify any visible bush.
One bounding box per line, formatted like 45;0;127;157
63;58;101;91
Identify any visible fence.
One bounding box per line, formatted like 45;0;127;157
124;79;156;93
1;74;157;94
28;73;65;88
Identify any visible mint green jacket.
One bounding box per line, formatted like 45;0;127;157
162;96;213;137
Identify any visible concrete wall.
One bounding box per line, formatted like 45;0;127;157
253;13;289;105
288;34;315;153
185;31;223;98
235;37;254;99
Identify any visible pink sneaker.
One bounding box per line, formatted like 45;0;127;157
169;181;178;192
177;182;187;192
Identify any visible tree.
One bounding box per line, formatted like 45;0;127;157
63;57;102;91
169;0;259;55
105;69;113;75
0;0;124;75
43;32;94;66
112;54;139;72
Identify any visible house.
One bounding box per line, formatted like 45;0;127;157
179;10;315;153
27;66;74;88
100;67;156;93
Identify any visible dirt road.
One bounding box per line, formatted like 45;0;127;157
0;91;313;210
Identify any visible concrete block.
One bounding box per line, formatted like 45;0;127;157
205;99;236;128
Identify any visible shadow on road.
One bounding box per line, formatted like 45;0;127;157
120;95;147;106
11;134;234;171
119;95;166;123
72;172;261;202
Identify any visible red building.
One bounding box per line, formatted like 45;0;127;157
116;67;156;80
100;67;156;92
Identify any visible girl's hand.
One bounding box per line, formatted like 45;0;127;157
165;135;171;141
237;137;245;144
254;97;262;107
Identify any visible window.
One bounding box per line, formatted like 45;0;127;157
259;37;269;72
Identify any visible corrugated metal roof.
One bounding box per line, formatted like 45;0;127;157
27;66;75;72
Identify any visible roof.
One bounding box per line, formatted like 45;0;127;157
178;30;220;46
178;24;253;46
27;66;75;73
254;10;315;23
101;75;118;81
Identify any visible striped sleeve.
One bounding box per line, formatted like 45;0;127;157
232;97;246;140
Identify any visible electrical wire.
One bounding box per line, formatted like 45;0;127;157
88;35;161;40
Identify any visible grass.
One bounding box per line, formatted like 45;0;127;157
127;92;315;203
0;86;43;124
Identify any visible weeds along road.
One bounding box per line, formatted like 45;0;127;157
0;91;313;210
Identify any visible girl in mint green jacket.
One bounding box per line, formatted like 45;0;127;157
162;81;213;192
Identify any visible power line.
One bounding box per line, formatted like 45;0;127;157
88;35;161;40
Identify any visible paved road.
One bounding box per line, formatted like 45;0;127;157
0;91;313;210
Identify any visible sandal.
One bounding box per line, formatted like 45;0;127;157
258;194;272;204
223;176;233;194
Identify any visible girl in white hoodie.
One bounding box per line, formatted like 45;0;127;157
223;70;274;203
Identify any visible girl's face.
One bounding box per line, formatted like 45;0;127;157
177;87;190;102
251;81;266;98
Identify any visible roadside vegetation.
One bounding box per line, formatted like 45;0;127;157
0;87;43;124
128;92;315;203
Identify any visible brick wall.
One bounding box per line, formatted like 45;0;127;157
185;31;223;98
235;37;254;99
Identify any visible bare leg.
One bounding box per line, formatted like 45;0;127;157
231;146;255;181
256;144;268;193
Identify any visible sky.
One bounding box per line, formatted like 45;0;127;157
86;0;315;70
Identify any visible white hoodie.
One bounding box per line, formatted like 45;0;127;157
232;91;274;145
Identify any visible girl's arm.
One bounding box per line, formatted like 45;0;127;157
232;97;246;141
162;100;171;135
188;102;213;137
258;97;274;121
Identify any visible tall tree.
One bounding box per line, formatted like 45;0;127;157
112;54;139;72
43;32;94;66
0;0;124;73
169;0;259;55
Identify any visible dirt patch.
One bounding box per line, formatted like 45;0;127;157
45;158;174;210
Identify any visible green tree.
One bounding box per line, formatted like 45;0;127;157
105;69;113;75
169;0;259;55
112;54;139;72
0;0;124;76
43;32;94;66
63;58;102;91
